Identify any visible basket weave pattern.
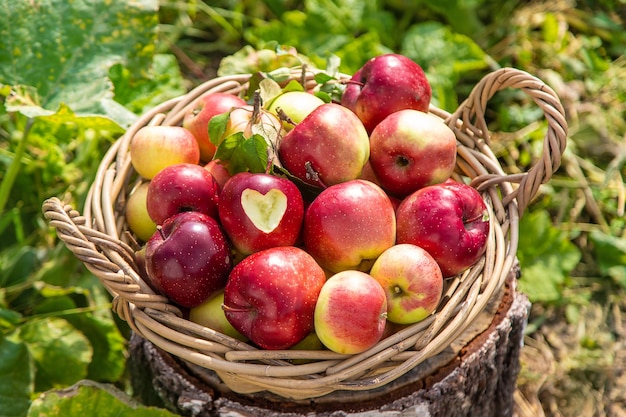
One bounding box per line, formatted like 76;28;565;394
43;67;567;399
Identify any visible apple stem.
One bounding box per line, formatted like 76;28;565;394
465;210;490;224
342;79;365;88
276;108;296;128
156;225;166;240
251;91;262;125
305;161;328;189
221;303;253;314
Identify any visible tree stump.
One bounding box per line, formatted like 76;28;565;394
128;270;529;417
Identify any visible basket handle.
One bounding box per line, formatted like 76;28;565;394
447;67;568;215
41;197;179;321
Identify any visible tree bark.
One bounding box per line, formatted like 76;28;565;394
129;272;528;417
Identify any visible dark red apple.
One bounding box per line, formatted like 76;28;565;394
218;172;305;255
146;163;220;225
145;211;233;308
222;246;327;350
341;53;432;133
395;180;490;277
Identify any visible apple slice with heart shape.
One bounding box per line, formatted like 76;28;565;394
241;188;288;234
218;172;305;255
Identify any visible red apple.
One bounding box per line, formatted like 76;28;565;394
267;91;325;131
303;179;396;273
396;180;490;277
222;246;327;350
341;53;432;133
314;270;387;354
204;159;231;190
130;125;200;179
218;172;304;255
146;163;220;225
125;182;157;242
369;244;443;324
369;109;457;197
145;211;233;308
278;103;370;188
182;93;247;161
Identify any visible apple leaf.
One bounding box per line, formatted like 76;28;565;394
0;0;159;127
208;112;232;147
516;210;581;303
0;338;33;417
27;380;178;417
214;133;270;175
18;317;93;392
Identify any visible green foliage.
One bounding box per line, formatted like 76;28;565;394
0;1;185;415
0;0;624;415
517;210;581;304
27;381;178;417
0;337;33;417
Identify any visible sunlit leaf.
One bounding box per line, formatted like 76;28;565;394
0;0;159;126
19;317;92;391
27;380;177;417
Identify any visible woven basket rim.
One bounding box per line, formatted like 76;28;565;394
42;65;568;400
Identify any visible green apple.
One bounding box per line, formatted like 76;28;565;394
189;289;248;341
267;91;325;131
369;244;443;324
125;182;157;242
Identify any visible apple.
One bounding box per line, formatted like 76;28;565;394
183;93;247;161
341;53;432;133
218;172;304;255
189;289;248;341
277;103;370;188
204;159;231;190
145;211;232;308
125;182;157;242
222;105;284;146
267;91;325;131
369;109;457;197
396;180;490;277
314;270;387;354
146;163;220;225
130;125;200;179
222;246;327;350
302;179;396;273
369;244;443;324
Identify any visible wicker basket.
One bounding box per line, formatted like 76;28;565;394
42;67;567;400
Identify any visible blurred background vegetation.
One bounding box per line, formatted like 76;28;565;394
1;0;625;416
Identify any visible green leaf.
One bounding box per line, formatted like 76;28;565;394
64;314;126;383
208;111;232;147
517;210;581;303
590;230;626;288
18;317;92;392
27;380;178;417
400;21;489;111
0;337;33;417
0;0;159;126
0;245;38;289
214;133;269;175
108;54;186;114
